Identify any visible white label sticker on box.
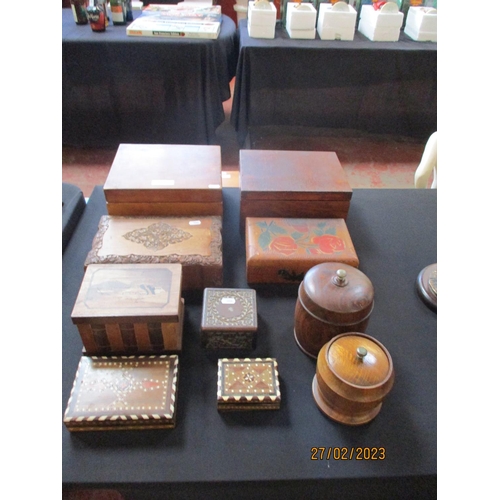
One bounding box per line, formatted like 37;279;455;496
151;180;175;186
221;297;236;305
208;184;221;189
189;220;202;226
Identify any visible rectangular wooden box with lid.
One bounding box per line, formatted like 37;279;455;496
71;263;184;355
64;354;179;431
246;217;359;284
103;144;223;216
84;215;223;290
201;288;258;350
217;358;281;411
239;150;352;230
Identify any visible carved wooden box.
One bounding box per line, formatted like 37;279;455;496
104;144;223;216
239;150;352;230
71;264;184;355
246;217;359;284
201;288;258;350
64;354;179;431
217;358;281;411
84;215;223;290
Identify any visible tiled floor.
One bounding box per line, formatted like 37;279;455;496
62;80;430;198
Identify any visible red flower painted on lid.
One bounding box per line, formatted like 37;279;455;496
269;236;298;256
311;235;345;253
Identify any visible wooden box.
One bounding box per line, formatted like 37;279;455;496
103;144;223;216
71;264;184;355
64;354;179;431
239;150;352;230
201;288;258;350
246;217;359;284
217;358;281;411
84;215;223;290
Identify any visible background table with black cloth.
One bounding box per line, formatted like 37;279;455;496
231;20;437;145
62;9;238;147
62;187;437;499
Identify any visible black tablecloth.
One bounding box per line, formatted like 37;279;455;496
62;182;86;253
231;20;437;145
62;9;239;147
62;187;436;499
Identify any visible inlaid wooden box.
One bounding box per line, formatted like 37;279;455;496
217;358;281;411
103;144;223;216
64;354;179;431
71;264;184;355
239;150;352;230
246;217;359;284
201;288;258;350
84;215;223;290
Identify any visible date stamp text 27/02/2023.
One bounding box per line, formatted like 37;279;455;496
311;447;386;461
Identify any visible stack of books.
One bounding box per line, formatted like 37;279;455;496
126;4;223;39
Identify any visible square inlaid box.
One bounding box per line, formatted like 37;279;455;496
246;217;359;284
239;150;352;231
64;354;179;431
103;144;222;216
84;215;223;291
71;264;184;355
217;358;281;411
201;288;258;350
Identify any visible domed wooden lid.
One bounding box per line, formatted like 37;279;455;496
299;263;374;326
327;334;392;389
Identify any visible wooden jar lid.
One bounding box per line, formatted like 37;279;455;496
299;263;374;326
327;334;392;390
313;332;395;425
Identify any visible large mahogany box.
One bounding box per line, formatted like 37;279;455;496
201;288;258;350
246;217;359;284
217;358;281;411
239;150;352;229
64;354;179;431
84;215;223;290
71;264;184;355
103;144;223;216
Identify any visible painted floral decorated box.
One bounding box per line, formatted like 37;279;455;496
245;217;359;284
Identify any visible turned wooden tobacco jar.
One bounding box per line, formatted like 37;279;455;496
294;263;374;358
312;332;395;426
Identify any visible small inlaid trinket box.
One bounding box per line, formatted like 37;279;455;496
64;354;179;431
201;288;258;350
217;358;281;411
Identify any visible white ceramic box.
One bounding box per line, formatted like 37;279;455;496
358;3;403;42
317;2;356;41
248;0;277;39
286;2;317;39
403;6;437;42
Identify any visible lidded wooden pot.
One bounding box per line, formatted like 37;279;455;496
312;332;395;425
294;263;374;358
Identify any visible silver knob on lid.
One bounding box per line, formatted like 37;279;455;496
332;269;348;287
356;346;368;360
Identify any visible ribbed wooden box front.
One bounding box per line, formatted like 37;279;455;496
72;264;184;355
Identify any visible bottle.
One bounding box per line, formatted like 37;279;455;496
87;3;107;31
70;0;89;25
125;0;134;22
110;0;127;25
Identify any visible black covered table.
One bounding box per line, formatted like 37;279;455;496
62;187;436;499
62;9;238;147
231;20;437;145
